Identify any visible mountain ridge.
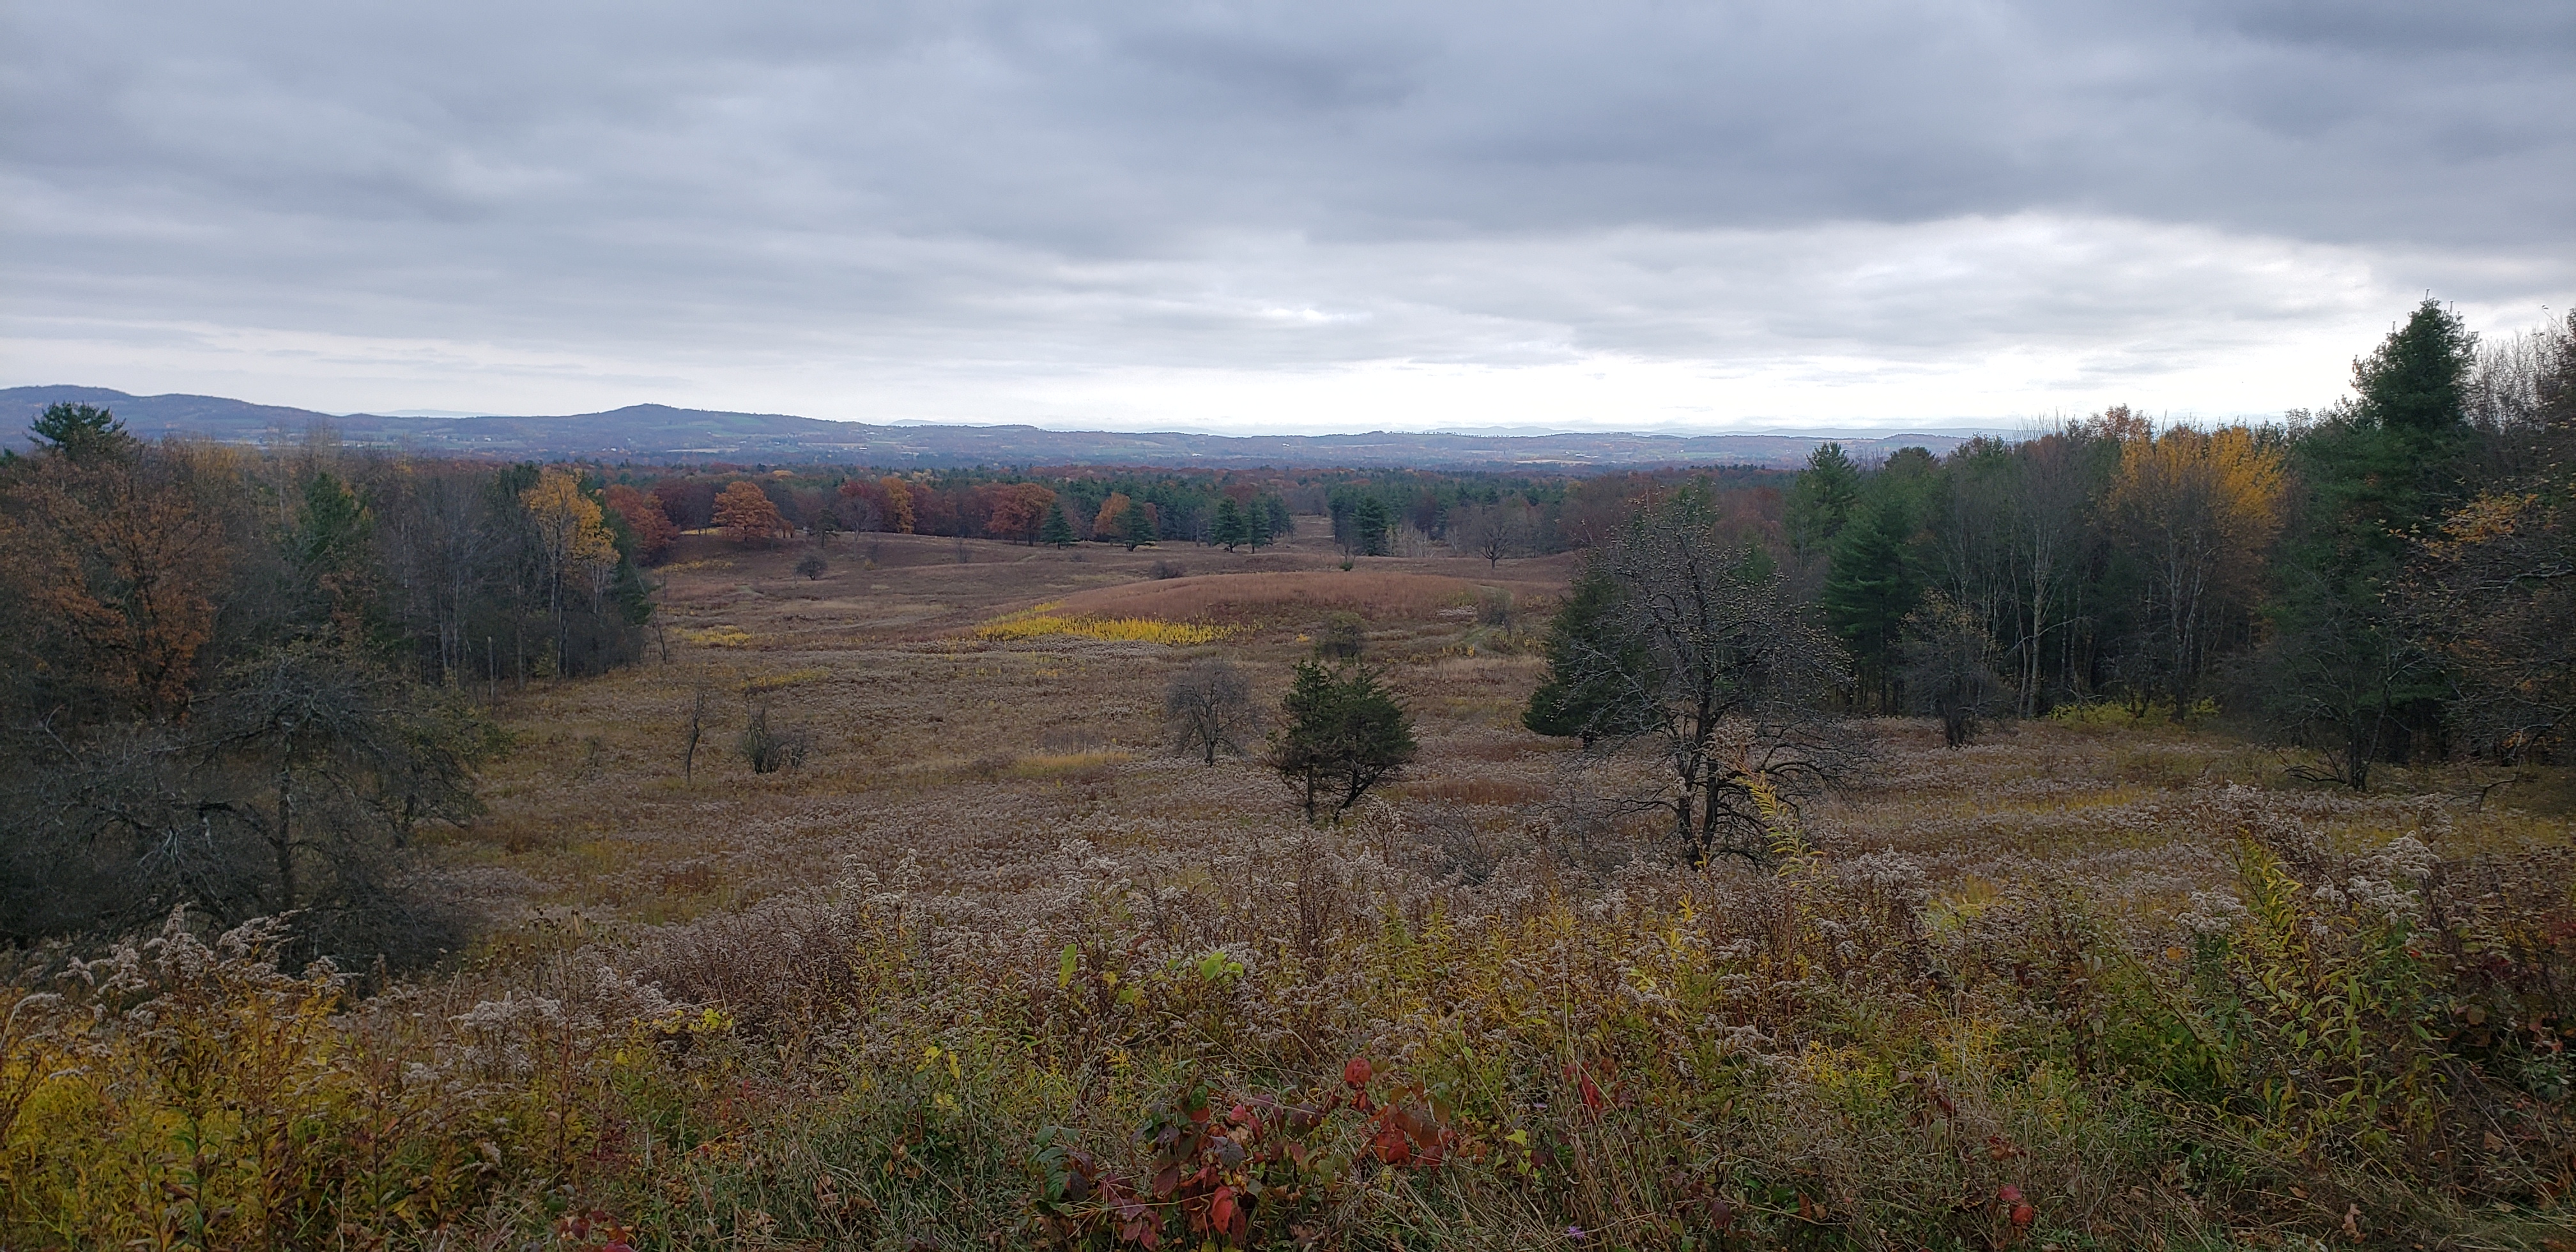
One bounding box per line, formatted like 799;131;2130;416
4;385;1970;470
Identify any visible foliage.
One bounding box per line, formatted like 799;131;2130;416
13;799;2575;1249
1547;489;1856;865
714;480;790;546
1269;660;1416;823
602;483;678;563
27;401;134;463
1900;589;2009;747
1522;564;1654;745
976;612;1236;647
2102;424;2288;716
1039;502;1078;548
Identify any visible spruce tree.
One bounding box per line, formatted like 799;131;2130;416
1271;660;1416;823
1820;497;1919;710
1212;498;1248;551
1353;496;1392;556
1785;441;1862;554
1038;502;1077;548
1524;565;1656;744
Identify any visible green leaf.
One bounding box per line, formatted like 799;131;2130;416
1058;943;1078;989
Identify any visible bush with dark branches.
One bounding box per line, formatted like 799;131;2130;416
1524;489;1860;866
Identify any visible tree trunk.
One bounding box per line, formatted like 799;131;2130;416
273;769;296;912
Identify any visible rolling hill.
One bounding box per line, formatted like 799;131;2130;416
3;385;1969;470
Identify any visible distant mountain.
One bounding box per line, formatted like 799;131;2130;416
3;386;1969;470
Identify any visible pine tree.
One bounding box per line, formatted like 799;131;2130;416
1212;498;1248;551
1270;660;1416;823
1038;502;1077;548
30;402;134;463
1117;500;1157;549
1523;565;1656;744
1246;498;1275;551
1353;496;1392;556
1785;441;1862;555
1821;497;1919;710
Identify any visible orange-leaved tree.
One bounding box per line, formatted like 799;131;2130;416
0;427;226;720
714;480;790;546
987;482;1057;544
603;484;678;563
878;476;916;534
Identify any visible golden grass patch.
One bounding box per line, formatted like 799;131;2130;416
974;613;1236;646
745;666;831;691
678;625;755;648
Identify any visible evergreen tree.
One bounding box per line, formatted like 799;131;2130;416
2253;300;2479;782
30;402;134;463
1785;441;1862;554
1821;496;1920;710
1246;497;1276;551
1523;565;1657;744
1038;502;1077;548
2357;297;2480;436
1115;500;1156;549
1270;660;1416;823
1353;495;1392;556
1212;498;1248;551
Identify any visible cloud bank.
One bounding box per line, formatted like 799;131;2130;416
4;0;2569;431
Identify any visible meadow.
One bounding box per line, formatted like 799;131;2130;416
6;523;2574;1251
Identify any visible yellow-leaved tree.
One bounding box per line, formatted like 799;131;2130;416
2103;424;2288;717
522;468;620;673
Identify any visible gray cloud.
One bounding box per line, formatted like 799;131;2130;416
3;0;2568;427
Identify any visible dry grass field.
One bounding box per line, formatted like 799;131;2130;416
12;519;2576;1250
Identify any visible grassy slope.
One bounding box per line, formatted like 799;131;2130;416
8;524;2576;1250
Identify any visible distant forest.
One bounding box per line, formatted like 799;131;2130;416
0;300;2567;965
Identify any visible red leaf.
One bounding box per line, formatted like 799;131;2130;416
1579;1076;1605;1110
1344;1057;1374;1088
1209;1186;1239;1233
1374;1126;1414;1165
2011;1202;2035;1227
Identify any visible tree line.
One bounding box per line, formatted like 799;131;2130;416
588;462;1726;561
1529;302;2576;823
0;413;659;965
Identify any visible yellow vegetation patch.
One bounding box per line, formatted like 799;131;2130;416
974;613;1236;647
746;667;831;691
660;558;737;572
678;626;755;648
1008;750;1133;778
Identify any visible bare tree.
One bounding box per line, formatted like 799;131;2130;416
1164;659;1259;765
1901;590;2011;747
1453;500;1531;569
1540;491;1857;866
682;682;710;784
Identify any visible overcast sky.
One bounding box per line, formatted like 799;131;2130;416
4;0;2570;433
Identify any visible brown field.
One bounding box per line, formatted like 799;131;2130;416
454;524;2559;946
19;517;2576;1249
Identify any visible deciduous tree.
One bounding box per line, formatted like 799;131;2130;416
1166;659;1259;765
714;480;790;546
1544;490;1855;865
2103;425;2287;717
604;484;678;563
